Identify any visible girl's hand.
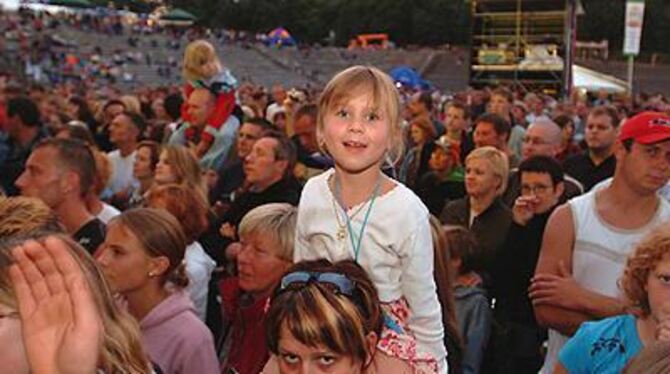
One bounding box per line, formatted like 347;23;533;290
9;237;103;374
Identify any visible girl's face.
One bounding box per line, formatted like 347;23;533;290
154;152;177;185
133;146;154;179
410;124;426;145
96;223;161;294
646;254;670;322
200;60;220;78
465;158;500;198
322;92;392;176
0;302;28;374
277;326;363;374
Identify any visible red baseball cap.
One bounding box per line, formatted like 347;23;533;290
618;111;670;144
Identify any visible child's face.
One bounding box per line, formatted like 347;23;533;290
199;60;220;78
322;92;391;175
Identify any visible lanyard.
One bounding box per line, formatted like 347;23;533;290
334;174;382;261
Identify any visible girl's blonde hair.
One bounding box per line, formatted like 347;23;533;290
465;146;510;196
317;65;404;165
160;145;208;203
0;234;152;373
266;260;383;368
182;40;220;82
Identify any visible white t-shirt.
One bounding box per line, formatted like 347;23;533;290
107;149;138;194
294;168;447;364
185;241;216;322
96;203;121;224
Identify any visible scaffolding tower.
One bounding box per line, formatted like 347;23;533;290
469;0;579;96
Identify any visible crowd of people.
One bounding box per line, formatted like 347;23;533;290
2;8;670;373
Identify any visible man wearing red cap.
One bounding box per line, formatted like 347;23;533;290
530;112;670;373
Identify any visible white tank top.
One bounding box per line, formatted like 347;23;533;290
541;190;670;373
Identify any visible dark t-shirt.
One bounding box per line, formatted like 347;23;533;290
74;218;106;254
562;152;616;192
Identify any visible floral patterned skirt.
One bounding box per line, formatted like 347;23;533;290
377;298;439;374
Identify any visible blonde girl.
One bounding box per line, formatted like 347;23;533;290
181;40;238;159
295;65;447;373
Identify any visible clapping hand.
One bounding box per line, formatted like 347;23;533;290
9;236;103;374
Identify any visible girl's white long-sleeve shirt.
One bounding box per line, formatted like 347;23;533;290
294;169;447;363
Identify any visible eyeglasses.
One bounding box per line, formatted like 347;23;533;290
520;184;552;195
279;271;355;297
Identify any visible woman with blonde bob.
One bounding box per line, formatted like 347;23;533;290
263;260;413;374
440;146;512;277
555;224;670;374
0;233;153;374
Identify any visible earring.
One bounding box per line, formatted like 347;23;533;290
148;272;155;278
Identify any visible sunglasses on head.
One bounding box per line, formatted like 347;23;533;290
279;271;355;297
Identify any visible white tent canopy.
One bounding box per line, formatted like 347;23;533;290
573;64;628;93
0;0;20;10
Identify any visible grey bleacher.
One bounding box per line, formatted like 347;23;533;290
44;23;472;92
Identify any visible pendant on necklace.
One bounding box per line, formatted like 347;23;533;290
337;227;346;240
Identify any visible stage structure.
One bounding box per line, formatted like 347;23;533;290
469;0;581;96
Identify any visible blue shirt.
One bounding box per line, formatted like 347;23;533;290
559;314;643;374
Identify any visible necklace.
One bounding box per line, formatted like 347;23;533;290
332;172;383;260
331;196;348;240
330;180;374;241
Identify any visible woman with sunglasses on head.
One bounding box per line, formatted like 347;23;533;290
264;260;412;374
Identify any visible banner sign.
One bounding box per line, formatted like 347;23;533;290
623;0;645;56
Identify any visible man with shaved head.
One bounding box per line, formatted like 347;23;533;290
169;87;240;170
502;118;584;206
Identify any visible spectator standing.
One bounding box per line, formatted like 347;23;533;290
531;112;670;373
562;106;620;191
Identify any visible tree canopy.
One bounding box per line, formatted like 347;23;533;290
163;0;670;54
